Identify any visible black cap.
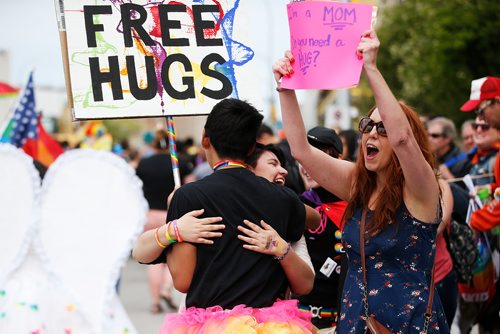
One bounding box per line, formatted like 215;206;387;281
307;126;343;154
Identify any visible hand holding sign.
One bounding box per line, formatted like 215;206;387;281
281;1;373;90
357;29;380;71
272;50;295;90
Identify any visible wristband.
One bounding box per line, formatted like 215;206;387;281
154;227;167;249
274;242;291;261
276;84;290;92
164;221;177;243
173;219;183;243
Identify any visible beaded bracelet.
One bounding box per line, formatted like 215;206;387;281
164;221;177;243
274;242;291;261
172;219;183;243
154;227;167;249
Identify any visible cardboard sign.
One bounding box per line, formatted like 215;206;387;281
281;1;373;90
56;0;255;120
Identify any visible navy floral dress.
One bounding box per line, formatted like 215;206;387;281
338;204;449;334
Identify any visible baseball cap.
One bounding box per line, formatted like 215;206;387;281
460;76;500;112
307;126;343;154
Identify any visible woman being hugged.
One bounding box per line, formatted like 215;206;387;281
273;30;449;333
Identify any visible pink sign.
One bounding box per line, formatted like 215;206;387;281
281;1;373;90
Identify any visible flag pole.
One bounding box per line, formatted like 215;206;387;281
54;0;75;118
165;116;181;188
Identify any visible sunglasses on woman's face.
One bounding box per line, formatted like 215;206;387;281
358;117;387;136
471;123;491;131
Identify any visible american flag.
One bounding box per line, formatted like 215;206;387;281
10;73;38;148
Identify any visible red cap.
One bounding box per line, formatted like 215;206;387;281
460;76;500;112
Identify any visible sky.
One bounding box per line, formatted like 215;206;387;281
0;0;291;112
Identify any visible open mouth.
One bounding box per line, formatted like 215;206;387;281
274;177;285;186
366;144;379;158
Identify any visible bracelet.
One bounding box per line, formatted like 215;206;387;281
275;84;290;93
164;221;177;243
274;242;291;261
172;219;183;243
154;227;167;249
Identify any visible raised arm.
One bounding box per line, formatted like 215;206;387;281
272;52;356;201
358;30;439;221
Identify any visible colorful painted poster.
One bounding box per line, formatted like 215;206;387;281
56;0;255;120
281;1;373;90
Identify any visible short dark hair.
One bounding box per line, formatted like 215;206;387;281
245;143;286;168
204;98;263;160
257;123;275;139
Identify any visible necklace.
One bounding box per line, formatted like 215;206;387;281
212;160;247;172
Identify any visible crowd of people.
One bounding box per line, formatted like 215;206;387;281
123;29;500;334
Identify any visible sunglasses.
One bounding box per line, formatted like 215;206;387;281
358;117;387;136
428;133;446;139
475;99;494;116
471;123;491;131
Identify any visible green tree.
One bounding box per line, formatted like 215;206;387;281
365;0;500;125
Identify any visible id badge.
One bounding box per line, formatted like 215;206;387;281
320;257;337;277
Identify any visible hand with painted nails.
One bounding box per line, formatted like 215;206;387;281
237;219;287;257
356;29;380;71
272;50;295;86
176;209;225;244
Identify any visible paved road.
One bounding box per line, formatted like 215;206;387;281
120;258;183;334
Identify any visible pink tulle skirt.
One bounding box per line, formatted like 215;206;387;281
158;299;313;334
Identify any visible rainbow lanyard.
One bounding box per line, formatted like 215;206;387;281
212;160;247;172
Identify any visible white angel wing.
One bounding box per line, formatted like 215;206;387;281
0;143;40;285
35;149;147;333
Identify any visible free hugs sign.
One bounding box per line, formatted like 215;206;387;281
57;0;254;120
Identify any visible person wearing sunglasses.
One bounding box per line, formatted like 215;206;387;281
426;117;471;181
467;117;500;187
273;29;448;333
460;77;500;131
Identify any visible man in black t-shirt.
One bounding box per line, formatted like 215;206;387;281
151;99;306;309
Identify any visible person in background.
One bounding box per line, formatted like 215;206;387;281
339;129;359;162
295;126;348;333
273;29;448;333
468;117;500;187
461;77;500;235
461;120;476;153
457;76;500;334
427;117;471;225
427;116;471;180
460;77;500;131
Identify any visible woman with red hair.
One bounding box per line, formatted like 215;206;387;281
272;30;449;333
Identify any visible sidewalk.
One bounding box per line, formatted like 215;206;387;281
120;258;182;333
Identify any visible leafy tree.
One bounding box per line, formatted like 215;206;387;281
359;0;500;125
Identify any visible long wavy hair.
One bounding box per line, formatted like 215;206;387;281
344;101;438;236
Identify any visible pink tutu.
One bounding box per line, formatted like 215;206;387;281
158;299;313;334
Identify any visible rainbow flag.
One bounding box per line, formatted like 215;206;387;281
2;73;63;167
0;82;19;97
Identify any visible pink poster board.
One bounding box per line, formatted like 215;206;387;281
281;1;373;90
